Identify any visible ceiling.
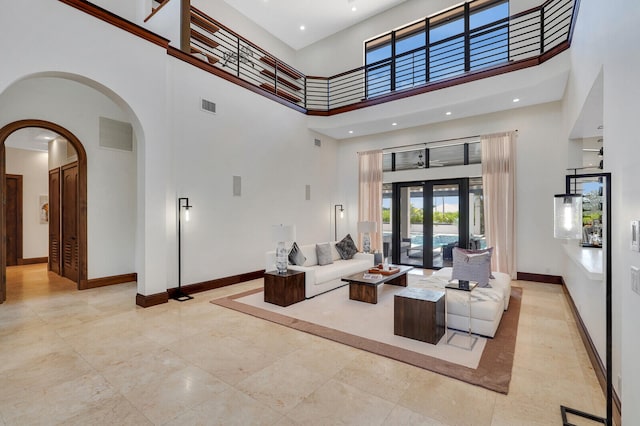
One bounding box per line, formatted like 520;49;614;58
4;128;60;152
223;0;407;50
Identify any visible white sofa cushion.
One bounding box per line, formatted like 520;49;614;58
434;267;512;310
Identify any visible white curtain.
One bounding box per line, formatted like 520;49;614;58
358;150;383;253
481;131;517;278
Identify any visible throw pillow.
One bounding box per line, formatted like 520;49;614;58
316;243;334;266
335;234;358;260
451;247;493;287
288;242;306;266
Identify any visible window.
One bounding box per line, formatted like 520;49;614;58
382;141;481;172
395;22;426;90
365;34;392;97
364;0;509;96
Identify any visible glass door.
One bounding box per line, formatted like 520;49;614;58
432;182;461;268
391;179;472;268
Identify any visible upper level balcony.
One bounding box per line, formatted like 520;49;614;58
62;0;577;127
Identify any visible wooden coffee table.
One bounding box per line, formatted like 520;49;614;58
341;265;413;304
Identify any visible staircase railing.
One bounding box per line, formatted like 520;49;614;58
186;0;576;114
189;7;306;107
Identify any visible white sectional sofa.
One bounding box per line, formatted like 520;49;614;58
413;267;512;338
266;242;375;298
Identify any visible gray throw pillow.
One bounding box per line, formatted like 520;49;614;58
335;234;358;260
288;242;306;266
451;247;493;287
316;243;334;266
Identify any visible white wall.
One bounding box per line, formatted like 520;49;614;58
336;101;566;276
0;78;138;280
602;0;640;422
5;147;49;259
168;58;339;284
49;138;78;170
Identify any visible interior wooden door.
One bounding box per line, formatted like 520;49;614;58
49;168;61;274
61;163;78;282
5;174;23;267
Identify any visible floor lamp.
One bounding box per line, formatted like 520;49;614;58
174;197;194;302
555;172;612;426
334;204;344;241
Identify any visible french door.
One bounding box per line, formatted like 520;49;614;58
388;178;476;269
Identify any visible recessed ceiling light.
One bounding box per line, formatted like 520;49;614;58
352;6;357;11
348;130;354;134
299;25;305;31
445;111;452;116
392;122;397;126
513;98;520;103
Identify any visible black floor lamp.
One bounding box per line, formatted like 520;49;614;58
174;197;194;302
555;172;612;426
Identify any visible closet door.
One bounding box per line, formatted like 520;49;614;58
49;168;61;274
61;163;78;282
5;174;22;266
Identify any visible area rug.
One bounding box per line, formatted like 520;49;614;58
211;282;522;394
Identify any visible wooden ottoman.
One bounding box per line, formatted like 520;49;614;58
394;287;445;344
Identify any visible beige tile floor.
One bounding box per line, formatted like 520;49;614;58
0;264;606;425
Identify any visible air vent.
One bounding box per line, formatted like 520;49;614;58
201;98;216;114
314;138;321;147
99;117;133;152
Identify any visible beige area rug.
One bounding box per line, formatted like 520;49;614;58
211;281;522;394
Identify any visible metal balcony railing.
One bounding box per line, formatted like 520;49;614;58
187;0;576;114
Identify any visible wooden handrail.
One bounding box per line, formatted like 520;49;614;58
144;0;172;23
58;0;169;48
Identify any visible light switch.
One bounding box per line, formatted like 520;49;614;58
632;266;640;295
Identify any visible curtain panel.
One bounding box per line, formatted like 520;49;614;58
358;150;383;253
481;132;517;278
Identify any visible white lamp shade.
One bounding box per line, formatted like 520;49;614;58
271;224;296;242
553;194;582;239
357;221;377;233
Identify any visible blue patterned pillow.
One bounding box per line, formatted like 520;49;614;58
288;242;306;266
451;247;493;287
335;234;358;260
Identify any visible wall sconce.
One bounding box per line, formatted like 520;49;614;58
175;197;194;302
334;204;344;241
553;194;582;240
271;224;296;274
357;221;377;253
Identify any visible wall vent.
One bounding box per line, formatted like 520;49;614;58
201;98;216;114
99;117;133;152
314;138;321;147
233;176;241;196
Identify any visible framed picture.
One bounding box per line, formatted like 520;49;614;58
631;220;640;251
39;195;49;224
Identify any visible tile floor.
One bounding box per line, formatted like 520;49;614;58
0;264;606;425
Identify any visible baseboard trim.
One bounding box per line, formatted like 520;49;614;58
17;257;48;265
136;292;169;308
516;271;563;284
136;269;265;308
561;279;621;425
167;269;265;299
86;273;137;289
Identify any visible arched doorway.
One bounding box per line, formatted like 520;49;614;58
0;119;88;303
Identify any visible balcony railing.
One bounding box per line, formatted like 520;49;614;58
187;0;576;114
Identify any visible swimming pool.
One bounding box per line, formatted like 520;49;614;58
411;234;459;247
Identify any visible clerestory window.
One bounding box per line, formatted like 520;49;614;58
365;0;509;98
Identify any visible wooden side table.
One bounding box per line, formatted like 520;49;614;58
264;270;305;306
394;287;445;344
